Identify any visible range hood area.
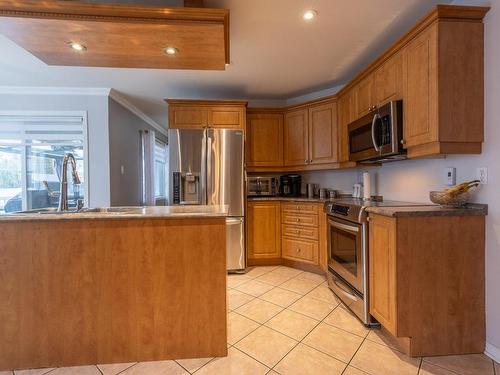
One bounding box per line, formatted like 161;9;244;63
0;0;229;70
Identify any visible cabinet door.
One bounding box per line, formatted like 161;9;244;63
208;106;245;129
308;102;338;165
374;52;403;107
169;105;207;129
369;214;398;335
284;109;309;166
402;25;438;148
247;201;281;260
355;75;375;118
337;91;354;163
246;113;283;167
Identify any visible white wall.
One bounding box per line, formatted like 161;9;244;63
0;93;111;207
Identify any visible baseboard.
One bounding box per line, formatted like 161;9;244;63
485;342;500;364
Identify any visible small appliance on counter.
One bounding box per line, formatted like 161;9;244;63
247;176;279;196
280;174;301;197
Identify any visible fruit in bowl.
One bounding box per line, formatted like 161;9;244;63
430;180;480;207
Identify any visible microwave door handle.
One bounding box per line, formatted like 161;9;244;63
371;113;381;152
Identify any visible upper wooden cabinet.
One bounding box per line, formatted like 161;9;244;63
246;112;284;167
354;75;375;118
374;52;403;107
308;102;338;165
284;109;309;167
401;18;485;157
336;5;488;159
167;100;247;129
283;101;338;168
246;201;282;264
337;91;355;163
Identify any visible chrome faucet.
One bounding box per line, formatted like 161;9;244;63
58;153;81;212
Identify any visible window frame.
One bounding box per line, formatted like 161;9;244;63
0;110;89;210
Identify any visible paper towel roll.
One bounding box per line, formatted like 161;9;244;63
363;172;371;200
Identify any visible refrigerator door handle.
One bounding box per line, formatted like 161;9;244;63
200;129;208;205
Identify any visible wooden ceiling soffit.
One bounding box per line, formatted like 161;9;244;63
0;0;230;70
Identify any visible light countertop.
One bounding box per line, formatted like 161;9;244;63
0;205;229;222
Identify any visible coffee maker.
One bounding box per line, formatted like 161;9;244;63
280;174;301;197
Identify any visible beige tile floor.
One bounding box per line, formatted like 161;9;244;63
3;266;498;375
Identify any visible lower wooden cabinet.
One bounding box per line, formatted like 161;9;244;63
368;213;486;357
246;201;281;264
246;200;328;272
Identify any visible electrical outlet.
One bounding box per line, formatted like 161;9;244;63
445;167;456;186
476;167;488;184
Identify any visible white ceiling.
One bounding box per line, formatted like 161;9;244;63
0;0;451;127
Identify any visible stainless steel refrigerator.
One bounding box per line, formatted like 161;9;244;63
169;128;245;272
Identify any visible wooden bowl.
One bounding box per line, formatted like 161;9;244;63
429;191;471;207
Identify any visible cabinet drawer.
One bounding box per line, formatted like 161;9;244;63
282;238;318;264
281;202;319;214
282;224;319;240
282;213;319;227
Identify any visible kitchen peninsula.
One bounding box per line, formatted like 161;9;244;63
0;206;228;371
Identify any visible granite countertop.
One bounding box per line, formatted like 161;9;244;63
0;205;229;222
365;203;488;217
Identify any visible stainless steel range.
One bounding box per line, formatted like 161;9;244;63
324;198;430;326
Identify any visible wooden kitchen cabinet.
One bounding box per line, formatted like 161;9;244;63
246;201;281;265
166;99;247;129
246;112;284;167
337;91;355;163
354;75;375;118
308;102;338;165
369;214;398;334
368;213;486;357
374;52;403;106
284;109;309;167
401;18;484;157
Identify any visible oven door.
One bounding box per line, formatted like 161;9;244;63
327;216;364;293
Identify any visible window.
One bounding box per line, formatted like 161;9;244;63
154;139;168;201
0;112;88;213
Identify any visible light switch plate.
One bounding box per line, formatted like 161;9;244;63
476;167;488;184
445;167;456;186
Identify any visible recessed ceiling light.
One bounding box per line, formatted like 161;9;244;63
68;42;87;52
164;47;179;55
303;9;317;21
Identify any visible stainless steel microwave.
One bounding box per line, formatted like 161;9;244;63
348;100;406;163
247;176;278;196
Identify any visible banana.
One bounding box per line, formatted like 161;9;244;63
445;180;480;196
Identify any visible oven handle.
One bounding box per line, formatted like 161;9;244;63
371;113;381;152
328;219;359;233
332;277;358;301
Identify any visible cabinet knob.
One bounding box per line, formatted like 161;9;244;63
295;205;299;210
309;159;313;163
304;159;309;164
401;139;407;145
296;230;300;234
296;248;301;253
296;218;300;222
